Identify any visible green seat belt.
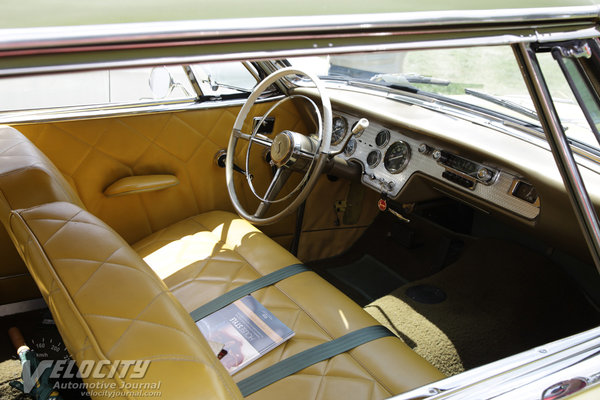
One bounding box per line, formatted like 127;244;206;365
190;263;310;321
237;325;394;397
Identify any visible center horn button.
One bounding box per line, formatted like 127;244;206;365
271;131;294;167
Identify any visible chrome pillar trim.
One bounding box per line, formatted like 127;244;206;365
513;42;600;273
0;6;598;52
242;61;261;83
182;65;203;97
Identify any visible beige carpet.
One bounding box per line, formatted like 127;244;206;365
0;359;24;400
365;239;599;376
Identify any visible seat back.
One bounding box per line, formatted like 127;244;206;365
7;201;241;400
0;126;86;304
0;126;84;225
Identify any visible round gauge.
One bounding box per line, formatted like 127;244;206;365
384;141;411;174
375;129;391;147
331;116;348;145
367;150;382;168
345;137;357;156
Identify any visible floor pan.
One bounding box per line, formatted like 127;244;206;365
366;239;600;376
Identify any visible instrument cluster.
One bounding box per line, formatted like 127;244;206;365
330;112;541;220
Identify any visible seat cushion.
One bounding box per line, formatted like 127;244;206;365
134;210;444;400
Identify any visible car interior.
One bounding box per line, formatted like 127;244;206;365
0;43;600;400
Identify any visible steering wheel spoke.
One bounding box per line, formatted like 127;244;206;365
234;129;273;148
254;167;292;218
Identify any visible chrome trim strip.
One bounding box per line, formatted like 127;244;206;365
1;26;598;79
0;298;46;317
0;7;598;52
392;326;600;400
0;95;285;125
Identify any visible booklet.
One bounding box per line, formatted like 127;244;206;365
196;295;295;375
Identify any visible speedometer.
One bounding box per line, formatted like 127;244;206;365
331;116;348;145
384;141;411;174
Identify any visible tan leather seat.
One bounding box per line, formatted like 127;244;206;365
0;126;84;222
133;211;444;399
8;202;242;400
0;125;85;304
0;126;444;399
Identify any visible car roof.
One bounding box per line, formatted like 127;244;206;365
2;0;599;28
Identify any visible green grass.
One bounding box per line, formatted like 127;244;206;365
403;46;574;102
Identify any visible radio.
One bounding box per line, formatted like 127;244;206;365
432;150;498;189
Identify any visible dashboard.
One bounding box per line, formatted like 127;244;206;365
330;111;541;220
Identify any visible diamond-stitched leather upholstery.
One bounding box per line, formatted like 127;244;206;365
134;211;445;399
0;125;85;304
8;202;243;400
0;125;84;224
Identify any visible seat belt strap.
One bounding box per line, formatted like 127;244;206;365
190;263;310;321
237;325;395;397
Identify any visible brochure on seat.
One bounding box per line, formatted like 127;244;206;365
196;295;295;375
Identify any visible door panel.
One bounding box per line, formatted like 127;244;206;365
12;100;377;264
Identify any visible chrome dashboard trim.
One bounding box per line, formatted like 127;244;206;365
319;83;600;171
332;111;541;220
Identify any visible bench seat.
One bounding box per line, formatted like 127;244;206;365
0;125;443;399
133;211;443;399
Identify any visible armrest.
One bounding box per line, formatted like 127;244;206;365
103;174;179;197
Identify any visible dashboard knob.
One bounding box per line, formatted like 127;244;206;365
418;143;432;154
352;118;369;136
477;167;493;182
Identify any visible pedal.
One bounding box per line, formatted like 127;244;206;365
335;200;347;213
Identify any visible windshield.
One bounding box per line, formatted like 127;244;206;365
288;46;597;152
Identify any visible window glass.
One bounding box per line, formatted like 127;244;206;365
290;47;534;120
288;46;597;151
0;66;194;112
190;62;257;96
537;52;597;149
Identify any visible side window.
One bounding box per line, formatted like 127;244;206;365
190;62;257;96
0;66;194;112
538;41;600;151
537;52;596;149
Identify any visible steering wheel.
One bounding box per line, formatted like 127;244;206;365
226;67;332;225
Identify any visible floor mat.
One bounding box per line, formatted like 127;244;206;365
328;254;407;303
309;212;464;305
365;239;600;377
